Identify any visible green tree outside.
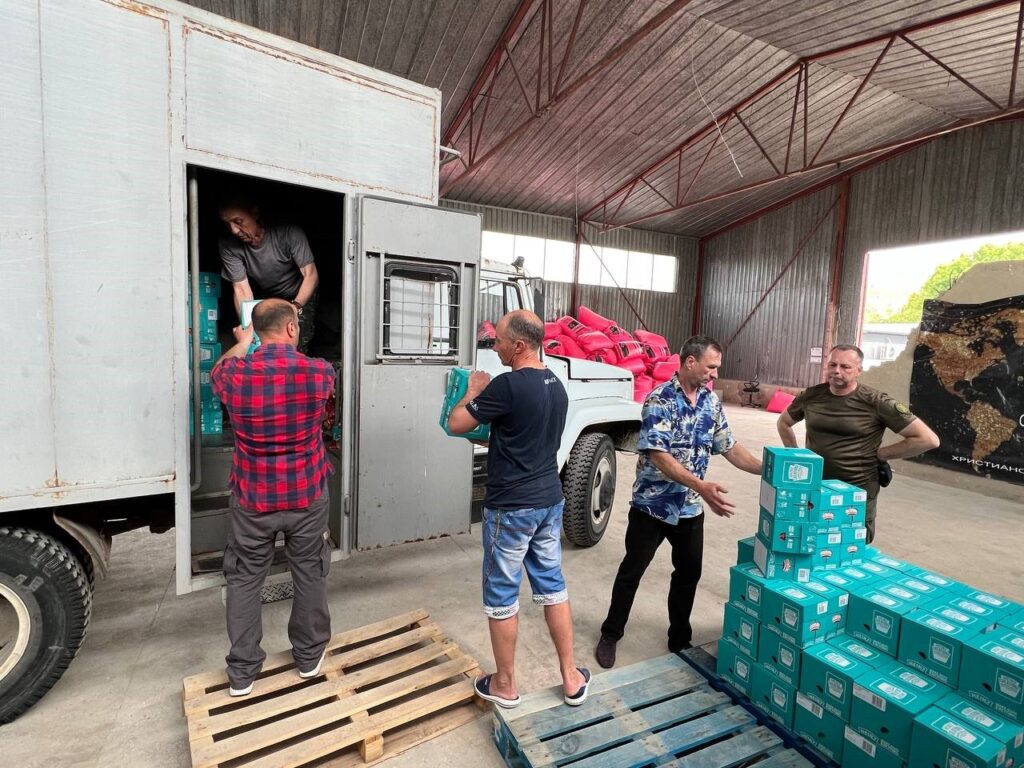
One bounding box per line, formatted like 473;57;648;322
867;242;1024;324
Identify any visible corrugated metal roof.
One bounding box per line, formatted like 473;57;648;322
178;0;1024;237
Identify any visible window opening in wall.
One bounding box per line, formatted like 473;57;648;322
382;261;460;357
480;230;676;293
861;231;1024;370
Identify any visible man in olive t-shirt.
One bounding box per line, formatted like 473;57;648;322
777;344;939;542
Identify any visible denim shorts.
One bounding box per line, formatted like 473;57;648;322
481;501;568;619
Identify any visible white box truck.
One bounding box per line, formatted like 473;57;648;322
0;0;639;722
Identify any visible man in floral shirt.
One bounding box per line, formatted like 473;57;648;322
595;336;761;668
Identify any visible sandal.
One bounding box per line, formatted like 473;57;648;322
474;674;522;709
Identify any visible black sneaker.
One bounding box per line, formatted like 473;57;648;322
595;636;617;669
668;641;693;654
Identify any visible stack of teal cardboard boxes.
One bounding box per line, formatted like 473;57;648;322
718;447;1024;768
188;272;223;436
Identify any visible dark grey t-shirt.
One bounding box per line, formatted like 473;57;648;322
219;224;314;299
466;368;568;510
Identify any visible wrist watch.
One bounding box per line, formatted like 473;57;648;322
290;299;303;316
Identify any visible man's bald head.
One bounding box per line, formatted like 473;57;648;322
499;310;545;351
252;298;298;339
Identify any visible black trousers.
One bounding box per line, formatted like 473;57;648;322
600;506;705;651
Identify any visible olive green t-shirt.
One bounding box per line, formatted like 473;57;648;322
786;383;917;496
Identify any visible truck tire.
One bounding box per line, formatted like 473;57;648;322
562;433;616;547
0;527;92;724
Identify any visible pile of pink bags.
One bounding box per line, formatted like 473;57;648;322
543;306;678;403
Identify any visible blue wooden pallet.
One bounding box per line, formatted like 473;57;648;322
491;653;817;768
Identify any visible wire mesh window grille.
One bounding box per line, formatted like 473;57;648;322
382;261;460;357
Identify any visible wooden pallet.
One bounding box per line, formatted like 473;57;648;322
182;609;487;768
493;653;815;768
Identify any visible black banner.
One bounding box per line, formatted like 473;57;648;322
909;294;1024;484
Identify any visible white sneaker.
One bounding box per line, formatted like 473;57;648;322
298;650;327;679
229;681;253;697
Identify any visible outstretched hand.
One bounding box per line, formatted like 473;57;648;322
699;481;735;517
468;371;492;398
232;324;255;346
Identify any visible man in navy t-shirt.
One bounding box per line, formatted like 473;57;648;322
448;310;591;709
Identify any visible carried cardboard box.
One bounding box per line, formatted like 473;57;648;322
762;447;823;491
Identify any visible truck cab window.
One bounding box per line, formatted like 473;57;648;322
477;279;523;348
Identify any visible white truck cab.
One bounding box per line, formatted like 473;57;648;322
473;258;641;546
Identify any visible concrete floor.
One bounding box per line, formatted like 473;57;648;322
2;407;1021;766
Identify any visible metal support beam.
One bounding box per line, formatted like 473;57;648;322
583;0;1021;231
723;196;840;349
691;240;705;336
440;0;693;197
821;176;850;380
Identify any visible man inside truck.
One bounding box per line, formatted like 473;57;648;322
218;197;319;352
210;298;336;697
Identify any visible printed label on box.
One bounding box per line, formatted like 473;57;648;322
786;463;810;483
960;706;995;728
895;669;930;689
827;674;846;699
873;612;894;636
996;671;1022;701
941;721;979;745
797;692;823;718
854;683;887;710
878;682;908;701
735;656;751;680
748;585;761;603
931;641;953;666
780;647;795;669
846;726;876;756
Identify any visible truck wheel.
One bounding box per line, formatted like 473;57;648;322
0;527;92;724
562;433;616;547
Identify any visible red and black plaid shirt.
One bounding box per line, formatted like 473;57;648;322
211;343;335;512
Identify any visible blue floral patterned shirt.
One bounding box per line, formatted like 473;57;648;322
632;375;736;523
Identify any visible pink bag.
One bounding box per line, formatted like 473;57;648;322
578;306;615;331
477;321;496;342
575;329;615;354
636;329;671;361
614;340;645;361
543;322;561;341
587;347;619;365
616;356;648;376
650;354;680;382
633;374;655;403
546;335;585;359
605;325;634;343
557;315;586;336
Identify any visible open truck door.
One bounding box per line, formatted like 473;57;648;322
354;198;481;548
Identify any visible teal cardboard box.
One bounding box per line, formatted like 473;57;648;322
729;563;770;619
761;579;844;646
809;535;845;571
723;601;760;659
910;706;1009;768
717;637;754;696
736;536;755;565
893;574;947;601
877;580;929;608
1001;610;1024;634
837;565;885;588
926;599;997;636
762;447;823;491
758;628;801;685
808;479;867;525
897;609;979;687
847;587;918;655
959;628;1024;723
831;635;887;668
801;641;874;720
759;479;811;521
857;561;902;582
904;565;962;592
794;692;845;763
843;725;903;768
751;662;796;729
757;508;814;553
753;536;812;583
819;569;861;592
864;549;912;573
440;368;490;440
931;594;1005;629
950;585;1017;615
850;662;948;758
936;692;1024;767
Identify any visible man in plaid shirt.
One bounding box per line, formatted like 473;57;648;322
211;298;336;696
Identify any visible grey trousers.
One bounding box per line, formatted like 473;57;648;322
224;489;331;688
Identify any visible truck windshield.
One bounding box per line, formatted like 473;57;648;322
477;279;522;347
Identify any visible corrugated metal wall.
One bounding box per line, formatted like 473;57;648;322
699;188;840;387
838;119;1024;343
441;200;698;350
700;118;1024;387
